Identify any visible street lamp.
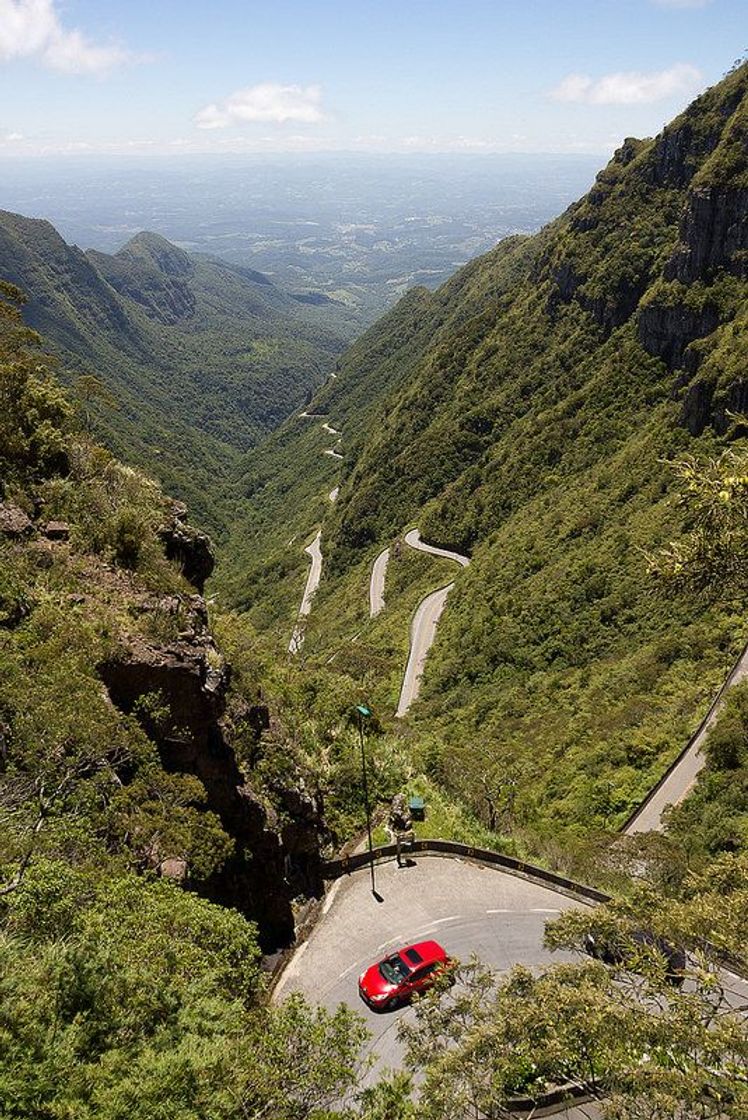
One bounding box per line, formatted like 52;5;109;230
356;704;377;896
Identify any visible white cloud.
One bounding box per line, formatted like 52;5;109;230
194;83;325;129
550;62;702;105
0;0;131;74
3;130;24;141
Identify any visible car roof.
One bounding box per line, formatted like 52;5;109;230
398;939;446;967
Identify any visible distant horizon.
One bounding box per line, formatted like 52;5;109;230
0;148;610;163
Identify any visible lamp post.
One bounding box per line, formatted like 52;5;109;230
356;704;376;896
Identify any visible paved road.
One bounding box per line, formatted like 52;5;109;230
329;486;340;503
322;422;341;436
395;530;470;717
288;530;323;654
274;855;587;1095
369;547;390;618
625;640;748;833
324;448;343;460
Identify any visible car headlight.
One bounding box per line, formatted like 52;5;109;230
370;992;389;1002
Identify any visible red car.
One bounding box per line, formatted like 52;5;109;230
358;939;450;1010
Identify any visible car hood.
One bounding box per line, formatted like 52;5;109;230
359;962;397;998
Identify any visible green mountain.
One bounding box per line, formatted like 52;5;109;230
217;62;748;847
0;215;353;530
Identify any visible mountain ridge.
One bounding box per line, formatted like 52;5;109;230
0;209;350;530
216;60;748;845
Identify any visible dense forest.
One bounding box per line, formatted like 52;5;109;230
217;59;748;866
0;213;354;530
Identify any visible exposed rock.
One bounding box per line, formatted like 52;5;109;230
159;516;214;592
44;521;70;541
99;631;324;950
680;378;716;436
638;300;720;370
159;857;188;881
666;187;748;283
0;503;32;538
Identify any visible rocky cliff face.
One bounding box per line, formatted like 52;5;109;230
99;594;326;950
1;475;326;951
666;186;748;284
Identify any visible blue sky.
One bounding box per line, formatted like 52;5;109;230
0;0;744;156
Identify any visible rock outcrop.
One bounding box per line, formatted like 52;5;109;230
99;601;326;950
637;299;721;372
0;503;33;538
159;503;215;592
666;187;748;284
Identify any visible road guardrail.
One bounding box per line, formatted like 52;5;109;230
323;838;610;905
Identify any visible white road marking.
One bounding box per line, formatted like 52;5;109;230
376;935;405;952
322;878;343;915
530;908;560;913
432;915;459;925
486;908;511;914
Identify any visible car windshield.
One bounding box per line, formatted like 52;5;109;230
379;955;410;984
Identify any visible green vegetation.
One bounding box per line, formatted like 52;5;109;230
0;216;348;532
218;63;748;856
2;61;748;1120
398;857;748;1119
0;864;370;1120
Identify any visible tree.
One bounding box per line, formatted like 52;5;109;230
0;865;370;1120
647;449;748;603
397;856;748;1119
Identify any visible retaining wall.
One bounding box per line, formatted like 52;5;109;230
322;838;610;905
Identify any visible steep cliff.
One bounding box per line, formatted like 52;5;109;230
0;288;327;950
219;62;748;838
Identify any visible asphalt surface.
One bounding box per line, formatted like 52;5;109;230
395;529;470;717
369;547;390;618
625;640;748;832
288;530;323;654
274;855;587;1095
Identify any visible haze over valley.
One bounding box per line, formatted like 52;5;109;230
0;154;600;327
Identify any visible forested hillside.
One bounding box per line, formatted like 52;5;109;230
218;61;748;852
0;214;351;529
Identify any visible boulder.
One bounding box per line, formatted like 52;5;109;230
0;503;32;538
44;521;70;541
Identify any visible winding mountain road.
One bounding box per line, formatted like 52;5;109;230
624;639;748;833
288;530;323;655
273;856;587;1100
288;413;345;653
369;547;390;618
296;400;748;831
395;529;470;718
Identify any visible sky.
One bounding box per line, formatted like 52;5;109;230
0;0;744;158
